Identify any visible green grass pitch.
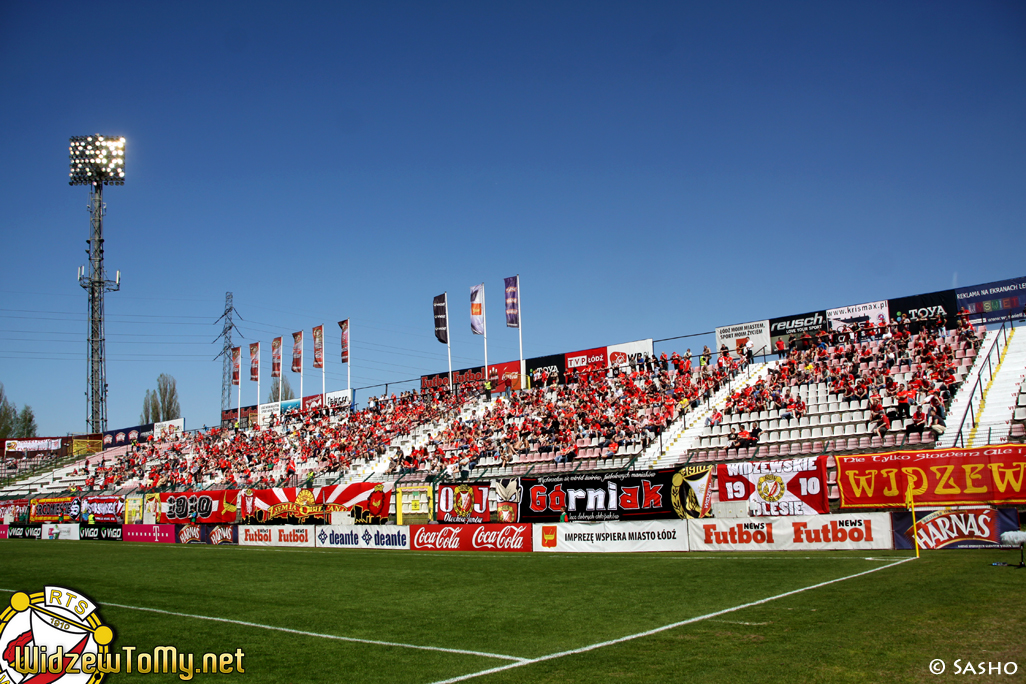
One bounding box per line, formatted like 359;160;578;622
0;541;1023;683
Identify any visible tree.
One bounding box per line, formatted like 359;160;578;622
268;377;295;403
14;406;37;438
140;374;181;423
0;384;17;443
141;389;160;424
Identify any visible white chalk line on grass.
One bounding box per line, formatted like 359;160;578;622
426;556;917;683
0;588;527;663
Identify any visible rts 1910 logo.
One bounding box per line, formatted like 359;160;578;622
0;586;114;683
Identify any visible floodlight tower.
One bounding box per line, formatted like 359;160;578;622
70;135;125;434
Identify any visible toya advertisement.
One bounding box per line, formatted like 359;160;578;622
836;446;1026;508
517;467;713;523
717;457;829;516
891;508;1020;550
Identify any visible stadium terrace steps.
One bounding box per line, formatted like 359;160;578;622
965;327;1026;446
639;361;772;470
936;329;998;448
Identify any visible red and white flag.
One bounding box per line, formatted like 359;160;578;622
249;342;260;382
271;337;282;378
312;325;324;369
470;283;485;335
292;331;303;373
338;319;349;364
231;347;241;386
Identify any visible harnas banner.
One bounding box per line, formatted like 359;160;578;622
517;466;713;523
836;446;1026;508
891;507;1020;550
717;456;829;516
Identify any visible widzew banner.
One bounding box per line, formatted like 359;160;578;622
159;490;239;524
250;342;260;381
436;483;491;524
717;456;829;516
534;520;689;553
239;525;315;547
517;467;713;523
231;346;241;386
29;496;79;523
688;514;892;552
338;319;350;363
236;483;392;525
79;495;125;524
836;446;1026;508
314;525;410;550
410;523;532;552
891;507;1021;550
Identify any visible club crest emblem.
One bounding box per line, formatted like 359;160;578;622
756;474;785;502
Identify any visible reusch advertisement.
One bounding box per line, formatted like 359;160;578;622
534;519;689;553
315;525;410;550
517;466;713;523
689;513;892;551
410;523;532;552
714;320;770;356
717;457;830;516
769;311;826;349
956;276;1026;326
836;446;1026;508
891;507;1020;550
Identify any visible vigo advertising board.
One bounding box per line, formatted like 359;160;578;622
78;525;123;541
688;514;892;551
534;519;689;553
315;525;410;550
409;523;532;552
239;525;315;547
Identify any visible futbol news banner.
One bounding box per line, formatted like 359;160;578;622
689;513;892;551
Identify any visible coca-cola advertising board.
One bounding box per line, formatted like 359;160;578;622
410;524;532;552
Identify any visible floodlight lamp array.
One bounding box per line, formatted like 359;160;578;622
69;135;126;186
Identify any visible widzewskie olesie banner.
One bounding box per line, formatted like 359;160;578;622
836;446;1026;508
717;456;829;516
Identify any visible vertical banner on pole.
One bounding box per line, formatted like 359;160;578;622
249;342;260;381
231;347;241;386
433;294;452;389
339;319;350;362
312;325;324;369
504;276;520;328
292;332;303;373
470;284;485;335
271;337;282;378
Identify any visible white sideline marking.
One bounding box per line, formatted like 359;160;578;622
0;588;526;663
427;557;916;683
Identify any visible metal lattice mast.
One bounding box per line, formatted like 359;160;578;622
214;292;242;412
71;135;124;435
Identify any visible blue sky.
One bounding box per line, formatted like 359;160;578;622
1;1;1024;435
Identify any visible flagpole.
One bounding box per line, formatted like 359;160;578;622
445;292;453;390
347;322;351;393
237;354;241;426
907;482;920;559
517;274;524;391
257;344;261;410
482;284;489;376
300;334;304;406
278;340;282;404
321;326;326;405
